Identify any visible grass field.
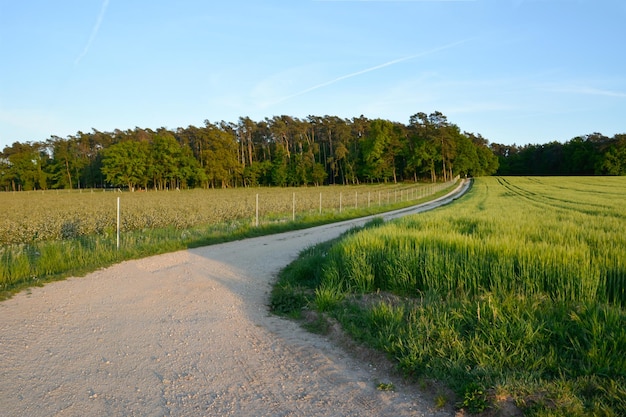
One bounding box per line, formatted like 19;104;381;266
0;181;455;299
271;177;626;416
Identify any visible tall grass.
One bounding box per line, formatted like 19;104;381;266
321;177;626;306
271;177;626;416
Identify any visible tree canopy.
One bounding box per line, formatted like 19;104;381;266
4;111;620;191
491;133;626;176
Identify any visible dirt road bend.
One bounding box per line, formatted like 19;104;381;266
0;180;470;417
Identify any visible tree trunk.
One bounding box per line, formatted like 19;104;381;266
247;138;253;166
65;159;73;189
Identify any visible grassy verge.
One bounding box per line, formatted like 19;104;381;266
0;183;458;301
270;177;626;416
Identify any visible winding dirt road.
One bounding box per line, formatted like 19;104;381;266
0;181;470;417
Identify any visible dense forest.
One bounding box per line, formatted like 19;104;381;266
0;112;499;191
2;111;624;192
493;133;626;176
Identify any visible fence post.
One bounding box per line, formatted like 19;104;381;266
255;193;259;227
292;192;295;221
116;197;120;250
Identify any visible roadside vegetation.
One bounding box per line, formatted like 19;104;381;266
0;180;457;300
271;177;626;416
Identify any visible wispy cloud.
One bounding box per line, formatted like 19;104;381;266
545;84;626;98
268;38;473;106
75;0;110;65
0;106;66;142
564;86;626;98
313;0;476;2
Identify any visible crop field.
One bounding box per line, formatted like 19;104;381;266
326;176;626;306
0;181;454;296
0;182;449;245
272;176;626;416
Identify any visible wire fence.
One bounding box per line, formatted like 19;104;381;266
253;177;459;226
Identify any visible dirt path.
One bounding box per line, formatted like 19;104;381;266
0;181;470;417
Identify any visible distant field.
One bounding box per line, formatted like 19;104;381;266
0;182;449;245
272;176;626;416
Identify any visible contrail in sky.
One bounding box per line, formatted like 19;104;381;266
75;0;110;65
272;38;473;105
313;1;476;2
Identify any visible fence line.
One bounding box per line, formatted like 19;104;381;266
253;178;459;227
77;179;459;249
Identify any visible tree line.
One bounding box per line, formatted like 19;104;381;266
492;133;626;176
0;112;499;191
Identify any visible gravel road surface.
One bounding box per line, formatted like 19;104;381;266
0;180;470;417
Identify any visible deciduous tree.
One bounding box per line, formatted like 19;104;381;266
101;140;149;191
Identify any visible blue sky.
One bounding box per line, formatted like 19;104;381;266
1;0;624;149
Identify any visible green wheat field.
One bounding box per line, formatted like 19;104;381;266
272;176;626;416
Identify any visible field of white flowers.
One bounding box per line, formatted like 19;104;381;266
0;182;449;245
